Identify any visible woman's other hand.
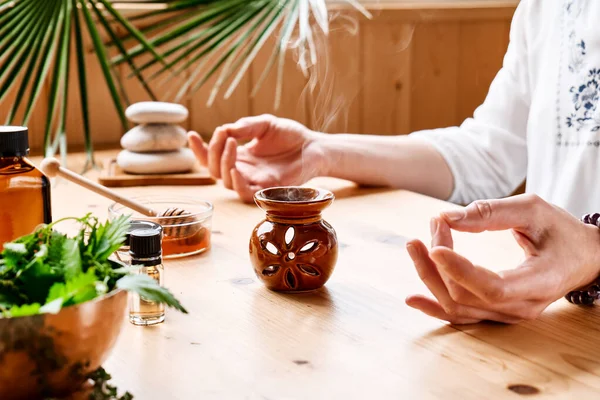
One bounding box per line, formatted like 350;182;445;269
188;115;325;203
406;194;600;324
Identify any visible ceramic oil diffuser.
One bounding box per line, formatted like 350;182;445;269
249;187;338;292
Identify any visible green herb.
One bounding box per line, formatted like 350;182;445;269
87;367;134;400
0;214;187;317
43;367;133;400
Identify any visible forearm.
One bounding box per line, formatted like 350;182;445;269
313;132;454;200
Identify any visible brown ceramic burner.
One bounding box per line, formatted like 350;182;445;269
249;187;338;292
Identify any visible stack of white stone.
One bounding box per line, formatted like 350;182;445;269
117;102;196;175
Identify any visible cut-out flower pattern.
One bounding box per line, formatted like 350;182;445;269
259;226;327;290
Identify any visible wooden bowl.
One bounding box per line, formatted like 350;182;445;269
0;289;128;400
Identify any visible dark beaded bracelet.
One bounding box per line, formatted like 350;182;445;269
565;213;600;305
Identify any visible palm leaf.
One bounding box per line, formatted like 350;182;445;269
0;0;368;160
113;0;371;108
72;0;94;170
0;0;162;163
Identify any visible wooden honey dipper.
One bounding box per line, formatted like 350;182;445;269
40;158;198;238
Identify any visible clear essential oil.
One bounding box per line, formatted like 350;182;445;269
0;127;51;250
128;226;165;326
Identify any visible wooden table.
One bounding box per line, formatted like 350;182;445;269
44;152;600;399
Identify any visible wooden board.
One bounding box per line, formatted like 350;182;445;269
98;158;215;187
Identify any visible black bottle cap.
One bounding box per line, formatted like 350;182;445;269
130;228;162;259
125;220;162;246
0;126;29;157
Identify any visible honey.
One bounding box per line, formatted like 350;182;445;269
162;226;211;258
108;197;213;259
0;127;51;249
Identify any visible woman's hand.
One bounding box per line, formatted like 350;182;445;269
405;194;600;324
188;115;325;203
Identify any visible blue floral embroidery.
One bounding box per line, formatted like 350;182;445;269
558;0;600;145
568;36;587;73
566;67;600;132
566;0;576;14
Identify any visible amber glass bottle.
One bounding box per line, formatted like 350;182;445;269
0;127;52;249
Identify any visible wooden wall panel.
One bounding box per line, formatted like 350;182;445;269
410;22;460;132
250;35;310;126
0;75;47;151
307;17;361;134
119;18;193;132
65;25;123;150
456;20;511;122
0;3;517;152
188;50;251;139
361;22;413;135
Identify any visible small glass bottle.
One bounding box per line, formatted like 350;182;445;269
0;127;52;249
129;227;165;326
115;220;162;264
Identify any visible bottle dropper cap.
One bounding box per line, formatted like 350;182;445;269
130;228;162;261
125;220;162;247
0;126;29;157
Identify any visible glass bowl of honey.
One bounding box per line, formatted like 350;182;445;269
108;196;213;259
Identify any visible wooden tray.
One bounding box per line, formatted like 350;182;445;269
98;159;216;188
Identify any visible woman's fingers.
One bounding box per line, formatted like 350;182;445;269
207;115;275;179
207;129;229;179
430;246;552;303
407;240;454;307
406;240;519;323
231;168;262;203
216;115;274;141
188;131;208;166
221;138;237;190
405;295;481;325
431;217;453;248
440;194;547;239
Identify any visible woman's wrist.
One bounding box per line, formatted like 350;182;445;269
305;130;336;179
565;215;600;304
581;222;600;286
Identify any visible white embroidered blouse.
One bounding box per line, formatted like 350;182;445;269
415;0;600;217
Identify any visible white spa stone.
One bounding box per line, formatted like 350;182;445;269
125;102;189;124
117;148;196;175
120;124;187;153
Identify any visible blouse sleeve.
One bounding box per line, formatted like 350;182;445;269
413;0;531;204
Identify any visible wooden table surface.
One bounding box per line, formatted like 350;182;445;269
42;152;600;399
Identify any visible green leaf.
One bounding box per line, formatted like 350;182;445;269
4;1;58;125
3;243;28;257
78;0;127;132
117;274;188;314
0;280;29;307
43;0;70;155
47;231;67;264
96;0;166;67
39;298;63;315
55;0;73;162
91;0;156;101
46;267;98;307
71;0;94;167
21;0;64;125
111;265;143;275
85;215;129;263
62;238;82;279
7;303;41;318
